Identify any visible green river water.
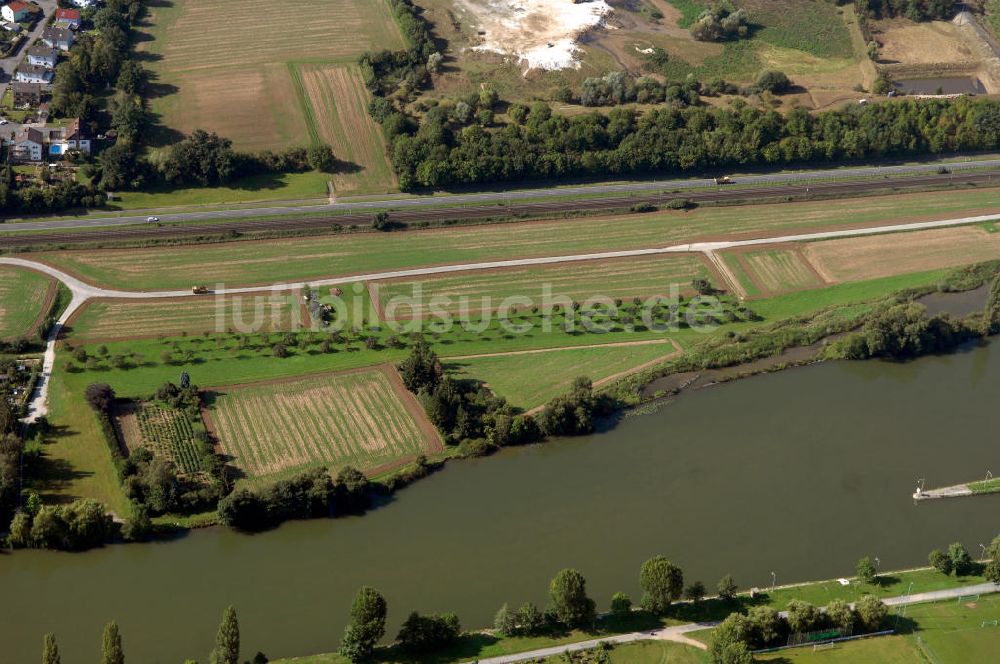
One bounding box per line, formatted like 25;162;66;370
2;342;1000;663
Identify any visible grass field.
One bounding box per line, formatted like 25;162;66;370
68;295;301;341
138;0;401;194
374;254;714;319
292;64;397;194
205;367;439;480
446;341;680;410
103;171;330;210
29;187;1000;291
0;265;54;340
803;226;1000;284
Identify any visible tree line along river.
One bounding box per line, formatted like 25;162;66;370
2;340;1000;663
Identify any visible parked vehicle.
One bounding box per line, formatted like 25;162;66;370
715;176;733;185
146;216;159;223
191;285;209;294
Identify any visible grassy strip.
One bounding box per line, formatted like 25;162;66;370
967;477;1000;494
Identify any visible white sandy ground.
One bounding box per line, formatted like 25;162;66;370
455;0;613;70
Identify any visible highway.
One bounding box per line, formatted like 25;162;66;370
3;154;1000;236
3;166;1000;249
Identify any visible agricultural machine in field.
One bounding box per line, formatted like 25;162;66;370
191;285;209;294
715;176;733;184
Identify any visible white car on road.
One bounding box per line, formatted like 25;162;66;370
146;216;159;223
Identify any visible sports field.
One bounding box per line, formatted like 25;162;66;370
292;64;397;194
0;265;55;340
803;226;1000;285
29;187;1000;291
139;0;402;181
446;341;680;410
374;254;714;319
204;367;441;480
68;295;301;341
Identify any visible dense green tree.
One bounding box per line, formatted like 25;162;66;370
826;599;855;631
609;592;632;616
307;144;336;172
709;614;751;664
397;340;442;392
785;600;822;634
209;606;239;664
744;606;781;647
493;604;516;636
42;633;60;664
949;542;973;576
717;574;738;602
856;556;877;585
339;587;387;663
640;556;684;614
101;622;124;664
855;595;888;632
396;612;460;654
515;602;545;636
549;569;597;629
334;466;370;515
929;548;952;575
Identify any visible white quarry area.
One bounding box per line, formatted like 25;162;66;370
456;0;613;71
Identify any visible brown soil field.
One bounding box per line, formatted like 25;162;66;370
874;19;975;66
737;247;826;296
803;226;1000;283
111;402;141;456
297;65;397;194
141;0;404;151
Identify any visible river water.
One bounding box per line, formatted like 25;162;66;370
3;343;1000;663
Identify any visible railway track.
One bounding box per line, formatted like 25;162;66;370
2;170;997;249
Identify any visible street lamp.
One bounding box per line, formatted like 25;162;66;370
771;571;777;592
981;544;987;560
875;556;881;579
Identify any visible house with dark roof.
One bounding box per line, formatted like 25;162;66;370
1;119;91;161
26;44;58;68
10;81;44;107
41;26;74;51
10;126;44;162
54;7;80;29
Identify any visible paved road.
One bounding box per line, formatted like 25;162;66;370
5;155;1000;231
5;209;999;421
472;582;1000;663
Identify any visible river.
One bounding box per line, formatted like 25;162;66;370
3;342;1000;663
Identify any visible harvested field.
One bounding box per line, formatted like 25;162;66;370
0;265;55;340
112;401;208;477
874;19;975;66
374;254;714;319
730;248;825;297
294;65;396;194
139;0;403;152
205;367;440;480
32;186;1000;291
67;295;301;342
803;226;1000;284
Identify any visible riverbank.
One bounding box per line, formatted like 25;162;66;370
268;564;997;664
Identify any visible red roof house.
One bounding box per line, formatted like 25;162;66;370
54;7;81;28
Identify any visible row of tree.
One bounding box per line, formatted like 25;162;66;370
380;96;1000;190
852;0;955;21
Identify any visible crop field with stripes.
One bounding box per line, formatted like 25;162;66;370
292;64;397;194
113;402;208;477
68;295;300;341
374;254;716;319
138;0;403;152
722;247;826;297
205;367;439;480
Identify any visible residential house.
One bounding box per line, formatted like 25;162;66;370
25;44;57;68
53;7;80;29
0;19;20;32
14;63;51;84
45;118;90;156
10;81;44;107
1;1;31;23
10;126;44;162
41;26;73;51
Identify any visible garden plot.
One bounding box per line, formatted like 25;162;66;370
113;402;208;477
